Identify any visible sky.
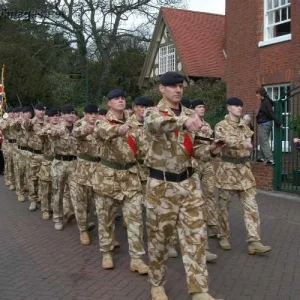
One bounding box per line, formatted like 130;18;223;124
187;0;225;15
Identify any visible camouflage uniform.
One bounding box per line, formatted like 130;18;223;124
214;115;260;242
195;120;219;231
24;117;45;203
0;118;16;186
49;123;77;225
13;119;29;199
37;123;54;215
144;100;213;294
92;111;145;259
70;119;98;234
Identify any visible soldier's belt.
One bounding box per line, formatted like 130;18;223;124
27;147;43;155
78;153;101;162
221;156;250;164
149;167;194;182
55;154;77;161
8;139;17;144
100;158;135;170
43;155;54;161
18;145;28;151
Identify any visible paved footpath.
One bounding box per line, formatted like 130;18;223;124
1;177;300;300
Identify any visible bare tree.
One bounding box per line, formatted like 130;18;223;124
37;0;185;87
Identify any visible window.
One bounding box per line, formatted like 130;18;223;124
259;0;291;46
266;0;291;39
265;84;290;152
159;45;175;75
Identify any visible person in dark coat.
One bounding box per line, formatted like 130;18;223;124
256;87;282;165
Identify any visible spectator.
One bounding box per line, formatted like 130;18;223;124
0;130;4;175
256;87;282;165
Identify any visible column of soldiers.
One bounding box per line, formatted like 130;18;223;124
0;71;272;300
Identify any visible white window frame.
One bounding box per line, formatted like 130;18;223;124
158;45;175;75
264;84;290;152
258;0;291;47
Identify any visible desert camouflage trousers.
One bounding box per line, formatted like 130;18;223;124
51;159;75;223
14;148;29;196
69;182;93;232
197;162;218;227
146;173;208;294
94;192;145;258
218;187;261;242
27;152;43;202
38;159;53;213
2;142;15;185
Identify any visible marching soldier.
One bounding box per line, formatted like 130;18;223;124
13;106;32;202
24;103;46;211
214;97;271;255
0;108;17;190
144;71;224;300
49;104;77;231
38;108;59;220
92;89;148;274
70;103;100;245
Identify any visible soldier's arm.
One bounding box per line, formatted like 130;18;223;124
72;122;90;139
144;108;189;134
23;119;34;131
93;119;120;141
215;124;246;149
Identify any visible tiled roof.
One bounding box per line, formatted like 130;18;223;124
161;7;225;78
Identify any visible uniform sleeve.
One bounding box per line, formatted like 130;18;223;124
215;123;246;150
72;122;90;139
144;108;189;134
93;119;120;141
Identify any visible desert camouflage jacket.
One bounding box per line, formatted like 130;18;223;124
144;99;212;174
214;115;256;190
24;117;45;151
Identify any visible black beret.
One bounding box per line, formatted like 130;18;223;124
160;71;184;86
134;97;154;107
61;104;75;114
22;106;33;113
181;98;191;108
226;97;244;106
12;107;20;113
34;103;45;111
125;102;132;110
84;103;98;113
106;88;125;100
191;99;205;109
46;108;59;117
98;108;108;115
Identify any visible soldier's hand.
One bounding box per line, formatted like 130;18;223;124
201;125;209;132
210;139;226;155
87;124;94;134
243;141;253;150
118;124;130;136
184;117;203;132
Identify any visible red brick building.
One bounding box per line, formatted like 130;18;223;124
225;0;300;192
225;0;298;112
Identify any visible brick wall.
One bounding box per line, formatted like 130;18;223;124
225;0;300;112
251;162;274;191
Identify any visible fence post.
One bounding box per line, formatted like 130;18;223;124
273;101;283;191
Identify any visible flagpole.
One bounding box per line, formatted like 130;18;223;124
1;64;6;116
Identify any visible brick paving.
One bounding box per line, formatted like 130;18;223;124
1;177;300;300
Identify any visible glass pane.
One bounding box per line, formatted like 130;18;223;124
267;0;273;10
282;7;287;21
268;11;275;25
274;0;279;8
281;0;286;5
273;87;279;100
288;7;291;19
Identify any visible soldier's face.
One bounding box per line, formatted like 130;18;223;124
195;105;205;117
134;105;145;119
50;115;59;124
63;113;74;123
23;111;32;120
35;109;45;119
108;97;126;112
227;105;243;117
97;114;106;120
159;84;183;105
84;112;97;124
